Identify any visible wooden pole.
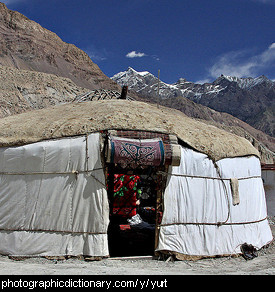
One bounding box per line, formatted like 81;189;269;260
154;166;167;255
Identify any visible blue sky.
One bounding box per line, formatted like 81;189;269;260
2;0;275;83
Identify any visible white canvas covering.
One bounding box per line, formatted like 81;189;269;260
157;147;273;256
0;133;109;256
0;131;272;258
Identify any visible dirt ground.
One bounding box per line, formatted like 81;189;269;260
0;218;274;276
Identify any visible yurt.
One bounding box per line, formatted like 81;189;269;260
0;100;272;259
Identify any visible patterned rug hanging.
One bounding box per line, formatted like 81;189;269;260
107;136;165;168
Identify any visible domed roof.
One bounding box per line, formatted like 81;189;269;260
0;100;259;161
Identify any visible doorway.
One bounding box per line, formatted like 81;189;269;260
107;165;161;257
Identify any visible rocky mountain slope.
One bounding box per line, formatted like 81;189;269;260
112;67;275;137
0;2;120;91
0;64;88;117
160;95;275;163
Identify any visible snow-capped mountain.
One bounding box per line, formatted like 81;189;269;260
112;67;274;100
111;67;229;100
112;67;182;99
214;75;274;90
111;67;275;137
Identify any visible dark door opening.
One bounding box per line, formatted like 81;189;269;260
107;165;159;257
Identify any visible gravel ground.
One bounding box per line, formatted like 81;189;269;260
0;217;274;276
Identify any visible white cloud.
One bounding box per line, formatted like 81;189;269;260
82;45;108;62
87;52;106;62
126;51;147;58
195;78;212;84
152;55;160;61
208;43;275;78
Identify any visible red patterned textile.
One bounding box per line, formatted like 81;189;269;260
109;136;165;168
106;130;177;166
112;174;140;218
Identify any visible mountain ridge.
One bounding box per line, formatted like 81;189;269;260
112;67;275;137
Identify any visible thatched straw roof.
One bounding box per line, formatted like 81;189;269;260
0;100;259;161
